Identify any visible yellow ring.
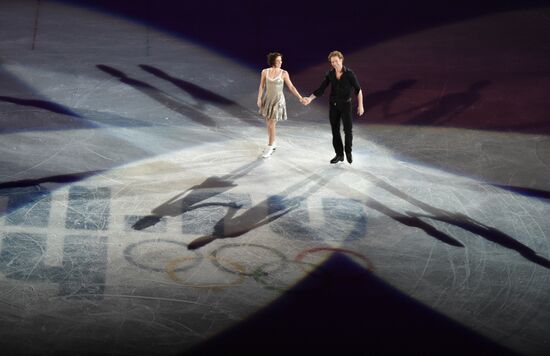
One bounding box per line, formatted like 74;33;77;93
166;255;246;289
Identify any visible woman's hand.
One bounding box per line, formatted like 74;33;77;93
257;98;262;109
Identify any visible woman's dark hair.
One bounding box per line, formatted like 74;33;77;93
267;52;283;66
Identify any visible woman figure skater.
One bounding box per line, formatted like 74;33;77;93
257;52;305;158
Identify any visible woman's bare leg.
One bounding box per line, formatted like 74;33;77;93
262;118;277;157
268;119;276;146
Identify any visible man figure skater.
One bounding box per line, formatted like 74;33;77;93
304;51;364;164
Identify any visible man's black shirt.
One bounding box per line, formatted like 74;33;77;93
313;66;361;103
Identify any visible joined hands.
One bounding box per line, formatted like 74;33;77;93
300;96;313;106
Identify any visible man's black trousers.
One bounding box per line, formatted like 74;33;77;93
329;100;353;156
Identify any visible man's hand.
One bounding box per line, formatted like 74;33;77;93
357;106;364;116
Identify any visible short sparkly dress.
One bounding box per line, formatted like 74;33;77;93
259;69;287;121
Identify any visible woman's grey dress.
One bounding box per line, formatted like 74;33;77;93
260;69;287;121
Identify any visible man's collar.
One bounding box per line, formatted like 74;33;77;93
342;66;348;72
330;66;347;74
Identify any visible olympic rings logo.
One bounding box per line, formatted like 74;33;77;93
124;240;374;292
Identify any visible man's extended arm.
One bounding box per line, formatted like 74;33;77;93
304;72;330;105
357;89;364;116
350;70;364;116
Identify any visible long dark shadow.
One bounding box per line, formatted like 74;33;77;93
138;64;260;126
491;184;550;201
187;167;343;250
132;159;265;231
140;64;233;104
360;171;550;269
0;95;96;133
363;79;417;117
1;94;231;134
283;162;463;247
0;96;81;117
96;64;217;127
0;170;106;189
392;80;491;125
287;161;550;267
410;211;550;269
364;197;464;247
0;170;107;219
0;95;170;133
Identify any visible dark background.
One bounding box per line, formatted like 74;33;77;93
60;0;548;70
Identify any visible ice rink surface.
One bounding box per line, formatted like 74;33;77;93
1;1;550;354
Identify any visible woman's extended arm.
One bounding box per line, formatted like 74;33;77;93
257;69;266;108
